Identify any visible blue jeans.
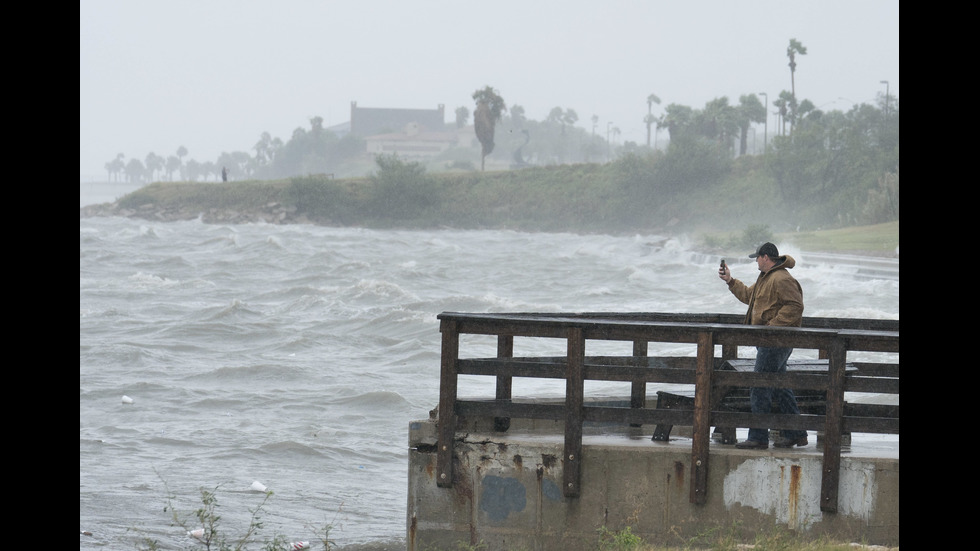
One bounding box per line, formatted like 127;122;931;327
747;346;807;443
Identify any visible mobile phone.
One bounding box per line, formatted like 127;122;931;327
719;259;726;272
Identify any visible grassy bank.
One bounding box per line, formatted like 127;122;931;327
101;168;897;257
695;221;899;258
775;221;899;256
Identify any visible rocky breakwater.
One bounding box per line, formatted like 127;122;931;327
80;200;315;226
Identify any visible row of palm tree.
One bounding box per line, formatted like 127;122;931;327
99;89;867;185
103;146;191;183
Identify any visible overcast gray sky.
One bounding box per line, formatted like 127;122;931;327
79;0;899;181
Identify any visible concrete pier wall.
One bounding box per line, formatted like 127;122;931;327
407;417;898;550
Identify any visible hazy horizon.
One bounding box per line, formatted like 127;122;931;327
80;0;899;181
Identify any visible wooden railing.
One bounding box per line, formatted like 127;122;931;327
435;312;899;513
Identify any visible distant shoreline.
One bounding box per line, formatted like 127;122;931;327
80;180;898;260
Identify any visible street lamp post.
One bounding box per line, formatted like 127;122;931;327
759;92;768;153
880;80;889;118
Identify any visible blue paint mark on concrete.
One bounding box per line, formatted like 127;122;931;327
542;478;562;502
479;475;526;522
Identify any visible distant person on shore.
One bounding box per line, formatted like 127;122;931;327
221;166;228;182
718;242;809;450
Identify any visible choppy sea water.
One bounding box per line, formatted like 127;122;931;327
80;185;898;550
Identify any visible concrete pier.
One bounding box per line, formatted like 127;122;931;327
407;411;899;550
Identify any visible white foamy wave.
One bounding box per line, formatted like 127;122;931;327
583;286;615;297
351;278;419;301
809;307;899;320
129;271;180;288
137;224;159;238
480;292;564;312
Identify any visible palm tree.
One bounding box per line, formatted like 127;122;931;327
660;104;694;142
786;38;807;135
124;158;145;183
165;155;181;181
176;146;188;180
562;108;578;132
736;94;766;155
645;93;661;147
472;85;506;171
775;91;795;136
546;107;578;135
699;97;739;154
105;153;125;182
144;152;164;182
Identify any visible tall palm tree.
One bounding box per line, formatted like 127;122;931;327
645;93;661;147
786;39;807;135
472;86;506;171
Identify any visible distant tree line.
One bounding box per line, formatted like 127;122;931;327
102;115;368;184
282;77;896;233
103;89;897;226
103;39;898;231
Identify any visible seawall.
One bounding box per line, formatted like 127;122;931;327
406;412;898;550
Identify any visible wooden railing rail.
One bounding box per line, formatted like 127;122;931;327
435;312;898;513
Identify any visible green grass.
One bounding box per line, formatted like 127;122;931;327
776;221;899;256
697;221;899;258
105;172;898;257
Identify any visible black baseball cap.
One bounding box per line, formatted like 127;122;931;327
749;242;780;259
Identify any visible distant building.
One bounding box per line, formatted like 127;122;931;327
364;122;458;159
350;101;478;160
350;102;446;138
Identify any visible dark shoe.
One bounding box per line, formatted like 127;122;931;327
735;439;769;450
773;436;808;448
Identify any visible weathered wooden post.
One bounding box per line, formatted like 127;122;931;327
630;339;649;427
563;327;585;497
820;337;847;512
436;319;459;488
691;330;714;504
493;335;514;432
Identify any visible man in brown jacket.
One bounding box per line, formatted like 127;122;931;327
718;242;809;449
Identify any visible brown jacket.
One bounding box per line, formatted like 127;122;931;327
727;255;804;327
